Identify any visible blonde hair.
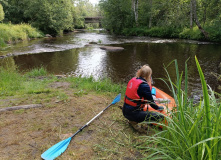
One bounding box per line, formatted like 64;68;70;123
136;65;152;82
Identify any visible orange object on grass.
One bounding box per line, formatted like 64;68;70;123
147;86;176;128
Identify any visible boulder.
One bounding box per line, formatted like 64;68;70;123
45;34;52;37
100;46;124;52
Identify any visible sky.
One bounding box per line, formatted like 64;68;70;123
89;0;99;5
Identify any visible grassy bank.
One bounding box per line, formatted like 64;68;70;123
0;62;220;159
0;67;148;160
0;67;125;102
122;26;221;42
0;23;44;47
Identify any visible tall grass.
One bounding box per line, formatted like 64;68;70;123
0;67;23;96
25;67;48;77
137;58;221;159
0;23;43;46
0;67;51;96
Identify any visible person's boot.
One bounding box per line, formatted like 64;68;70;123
129;121;147;133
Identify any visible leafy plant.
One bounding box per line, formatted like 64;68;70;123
137;58;221;159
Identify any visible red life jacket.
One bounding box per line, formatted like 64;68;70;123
124;77;152;107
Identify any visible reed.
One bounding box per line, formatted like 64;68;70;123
137;58;221;160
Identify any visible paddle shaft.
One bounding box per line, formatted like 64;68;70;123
71;103;112;138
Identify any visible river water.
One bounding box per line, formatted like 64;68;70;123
0;29;220;98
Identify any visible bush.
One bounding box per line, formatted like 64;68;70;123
204;23;221;42
0;4;4;21
0;23;43;44
146;27;180;38
122;27;148;36
179;26;204;40
122;27;180;38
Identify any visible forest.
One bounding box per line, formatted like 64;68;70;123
0;0;221;42
100;0;221;42
0;0;99;36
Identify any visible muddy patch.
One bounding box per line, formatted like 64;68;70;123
49;82;71;89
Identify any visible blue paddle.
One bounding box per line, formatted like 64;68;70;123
41;93;121;160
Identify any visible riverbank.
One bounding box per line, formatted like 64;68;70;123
0;64;220;159
122;26;221;42
0;23;44;47
0;67;149;159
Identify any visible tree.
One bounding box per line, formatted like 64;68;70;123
0;0;28;23
100;0;134;33
0;3;4;21
24;0;74;35
190;0;193;28
73;0;101;28
149;0;152;28
191;0;209;39
132;0;139;26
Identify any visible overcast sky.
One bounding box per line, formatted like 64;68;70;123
89;0;99;4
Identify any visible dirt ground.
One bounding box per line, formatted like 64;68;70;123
0;82;150;160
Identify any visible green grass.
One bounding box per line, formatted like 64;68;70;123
66;75;125;94
0;67;53;96
24;67;48;77
0;23;44;46
0;67;125;97
137;58;221;160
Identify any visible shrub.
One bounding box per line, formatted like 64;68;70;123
0;4;4;21
0;23;43;45
122;27;180;38
179;26;204;40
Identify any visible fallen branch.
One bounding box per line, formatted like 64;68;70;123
0;104;43;112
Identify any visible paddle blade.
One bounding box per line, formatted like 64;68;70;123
111;93;121;105
41;137;72;160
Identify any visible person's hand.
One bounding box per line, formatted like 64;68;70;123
158;106;164;111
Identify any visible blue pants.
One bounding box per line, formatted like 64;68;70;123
122;103;164;123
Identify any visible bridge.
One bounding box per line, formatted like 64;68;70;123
84;17;102;24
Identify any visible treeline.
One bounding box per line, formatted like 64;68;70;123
0;0;100;36
99;0;221;42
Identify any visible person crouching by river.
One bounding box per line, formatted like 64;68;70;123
123;65;164;133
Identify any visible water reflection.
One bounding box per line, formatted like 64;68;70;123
13;49;79;74
74;47;108;79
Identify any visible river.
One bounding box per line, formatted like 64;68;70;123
0;29;220;99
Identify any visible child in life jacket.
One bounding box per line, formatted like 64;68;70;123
123;65;164;133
